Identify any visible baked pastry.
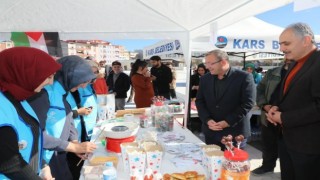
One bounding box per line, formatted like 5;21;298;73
163;171;205;180
184;171;198;178
163;173;171;180
171;173;187;180
196;175;205;180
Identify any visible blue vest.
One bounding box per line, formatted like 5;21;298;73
67;85;97;141
43;81;68;163
0;92;42;179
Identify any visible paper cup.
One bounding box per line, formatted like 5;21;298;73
98;105;108;121
97;94;107;105
205;151;224;180
126;148;146;176
145;145;163;174
201;144;221;168
120;142;139;172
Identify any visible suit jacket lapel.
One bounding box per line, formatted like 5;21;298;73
279;61;297;101
280;50;320;102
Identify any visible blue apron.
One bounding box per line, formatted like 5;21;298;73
67;85;97;141
43;81;68;163
0;92;42;179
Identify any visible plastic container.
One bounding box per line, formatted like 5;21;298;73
102;162;117;180
139;115;148;128
221;148;250;180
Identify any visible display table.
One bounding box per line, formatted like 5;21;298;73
80;120;206;179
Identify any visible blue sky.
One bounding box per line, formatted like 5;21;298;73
109;3;320;51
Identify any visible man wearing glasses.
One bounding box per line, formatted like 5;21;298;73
196;49;256;150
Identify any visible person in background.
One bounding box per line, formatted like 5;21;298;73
43;56;97;180
66;59;100;179
256;67;264;78
190;63;208;101
150;56;173;100
166;63;177;99
127;62;135;103
106;61;131;110
0;47;61;179
196;49;255;150
90;60;108;95
245;62;262;84
267;22;320;180
251;59;292;175
189;63;208;133
130;59;154;108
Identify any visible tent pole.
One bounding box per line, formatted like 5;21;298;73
181;33;191;128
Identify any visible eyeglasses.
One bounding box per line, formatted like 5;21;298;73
94;71;99;74
205;60;222;66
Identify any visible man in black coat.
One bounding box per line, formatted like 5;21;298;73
196;49;255;150
106;61;130;110
150;56;173;100
267;23;320;180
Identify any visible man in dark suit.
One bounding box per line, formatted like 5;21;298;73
196;49;256;150
267;23;320;180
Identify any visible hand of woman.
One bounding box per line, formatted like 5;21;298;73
77;142;97;153
77;107;92;115
40;165;54;180
144;71;151;77
66;141;97;153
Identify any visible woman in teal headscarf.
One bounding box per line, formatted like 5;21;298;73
244;62;262;84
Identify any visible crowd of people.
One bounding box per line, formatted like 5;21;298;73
0;22;319;180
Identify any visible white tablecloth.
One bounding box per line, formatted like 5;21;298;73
80;121;206;179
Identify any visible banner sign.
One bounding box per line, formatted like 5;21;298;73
143;40;182;59
214;36;281;52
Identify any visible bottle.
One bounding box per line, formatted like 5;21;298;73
102;162;117;180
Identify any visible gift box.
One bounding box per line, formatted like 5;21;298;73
144;145;163;174
205;151;224;180
120;142;139;172
126;147;146;176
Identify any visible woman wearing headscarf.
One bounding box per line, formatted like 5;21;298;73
66;60;100;179
0;47;61;179
42;56;97;180
130;59;154;108
244;62;262;84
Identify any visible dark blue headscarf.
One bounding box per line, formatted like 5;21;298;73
55;55;96;91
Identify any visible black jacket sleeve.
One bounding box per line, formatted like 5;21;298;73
0;127;41;180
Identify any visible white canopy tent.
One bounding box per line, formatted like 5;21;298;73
191;17;320;62
0;0;292;124
191;17;285;53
